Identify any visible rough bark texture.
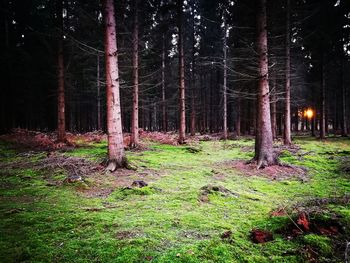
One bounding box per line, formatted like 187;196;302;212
254;0;276;168
57;1;65;142
103;0;126;170
130;0;139;147
284;0;292;145
178;0;186;144
223;15;228;140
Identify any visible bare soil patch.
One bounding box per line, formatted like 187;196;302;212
226;160;308;181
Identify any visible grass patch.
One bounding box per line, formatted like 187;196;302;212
0;136;349;262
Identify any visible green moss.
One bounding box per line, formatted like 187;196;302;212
303;234;332;256
0;137;349;262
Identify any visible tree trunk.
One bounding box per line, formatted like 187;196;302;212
294;108;299;132
103;0;126;170
178;0;186;144
320;54;326;139
254;0;276;168
190;15;196;136
130;0;139;147
271;90;277;140
97;54;102;131
284;0;292;145
161;34;167;132
236;97;241;137
341;58;348;137
57;1;66;142
223;15;228;140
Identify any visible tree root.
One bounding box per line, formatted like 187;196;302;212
106;157;136;172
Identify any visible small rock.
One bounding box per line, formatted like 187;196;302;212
131;180;148;188
64;175;82;183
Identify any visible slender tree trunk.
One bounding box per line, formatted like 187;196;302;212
223;15;228;140
97;54;102;131
341;58;348;137
294;108;299;132
284;0;292;145
254;0;276;168
130;0;139;147
161;34;167;132
236;97;241;137
271;90;277;140
190;16;196;136
57;1;66;142
103;0;126;170
320;54;326;139
178;0;186;144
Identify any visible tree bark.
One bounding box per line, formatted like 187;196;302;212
178;0;186;144
103;0;126;170
57;0;66;142
130;0;139;147
284;0;292;145
254;0;276;168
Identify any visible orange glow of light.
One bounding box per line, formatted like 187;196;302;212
303;108;314;119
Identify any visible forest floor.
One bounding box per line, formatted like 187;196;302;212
0;132;350;262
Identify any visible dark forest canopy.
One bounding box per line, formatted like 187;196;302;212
1;0;350;139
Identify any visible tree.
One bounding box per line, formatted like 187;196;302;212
222;12;228;140
56;0;66;142
103;0;126;170
130;0;140;148
284;0;292;145
178;0;186;144
254;0;276;168
320;53;326;139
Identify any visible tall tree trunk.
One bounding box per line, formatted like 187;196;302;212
103;0;126;170
341;58;348;137
222;15;228;140
271;90;277;140
284;0;292;145
254;0;276;168
294;108;299;132
97;54;102;131
130;0;139;147
320;54;326;139
161;34;167;132
236;97;241;137
57;1;66;142
190;15;196;136
178;0;186;144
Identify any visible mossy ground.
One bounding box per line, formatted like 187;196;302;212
0;136;349;262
